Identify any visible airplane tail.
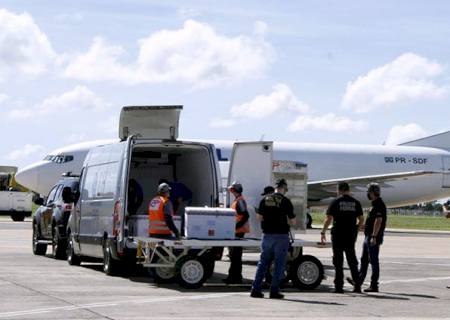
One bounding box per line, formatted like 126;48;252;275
400;130;450;151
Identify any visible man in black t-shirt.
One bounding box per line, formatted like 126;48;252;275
358;183;387;292
321;182;364;293
251;178;296;300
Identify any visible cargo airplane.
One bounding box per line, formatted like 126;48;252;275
15;131;450;208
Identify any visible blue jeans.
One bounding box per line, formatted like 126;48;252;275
359;236;380;287
252;234;290;294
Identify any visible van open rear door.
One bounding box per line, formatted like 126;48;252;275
119;106;182;141
228;141;273;239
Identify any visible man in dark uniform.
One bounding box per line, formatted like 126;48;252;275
321;182;364;293
356;183;387;292
251;178;296;299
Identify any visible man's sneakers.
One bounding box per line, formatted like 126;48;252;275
333;288;344;294
269;292;284;299
346;277;377;293
353;286;362;293
346;277;355;286
250;290;264;298
250;291;284;299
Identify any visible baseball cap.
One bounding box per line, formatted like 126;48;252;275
261;186;275;196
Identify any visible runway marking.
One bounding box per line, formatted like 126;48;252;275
381;276;450;284
0;292;248;318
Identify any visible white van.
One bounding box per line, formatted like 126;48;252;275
66;106;223;274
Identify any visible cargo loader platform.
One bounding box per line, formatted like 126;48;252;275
134;236;330;289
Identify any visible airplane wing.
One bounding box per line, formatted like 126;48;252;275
308;170;441;201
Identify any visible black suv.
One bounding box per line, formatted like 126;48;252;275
32;175;79;259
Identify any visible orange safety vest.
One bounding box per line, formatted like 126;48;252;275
232;195;250;234
148;196;172;235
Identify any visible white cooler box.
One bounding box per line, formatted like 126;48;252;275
185;207;235;239
128;214;181;237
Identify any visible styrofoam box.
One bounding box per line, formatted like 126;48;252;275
185;207;235;240
129;214;181;237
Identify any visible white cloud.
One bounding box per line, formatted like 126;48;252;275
7;144;44;161
0;93;8;104
64;20;274;87
64;37;134;82
288;113;367;132
385;123;428;145
230;83;309;119
209;118;236;128
342;53;447;113
0;9;57;79
8;85;107;119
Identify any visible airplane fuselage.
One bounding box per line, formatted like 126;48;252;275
15;139;450;208
213;140;450;208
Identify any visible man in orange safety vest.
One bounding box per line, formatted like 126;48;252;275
148;183;180;239
223;181;249;284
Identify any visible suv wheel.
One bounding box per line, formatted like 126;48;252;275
52;225;67;260
32;221;47;255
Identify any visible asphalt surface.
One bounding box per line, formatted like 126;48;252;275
0;216;449;319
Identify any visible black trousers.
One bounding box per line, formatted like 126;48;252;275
227;233;244;279
332;240;359;289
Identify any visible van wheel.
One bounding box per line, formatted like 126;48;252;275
290;255;324;290
66;232;81;266
152;255;176;283
103;243;121;276
12;213;25;222
175;255;206;289
52;225;67;260
32;221;47;255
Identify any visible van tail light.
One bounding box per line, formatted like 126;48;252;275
113;201;121;237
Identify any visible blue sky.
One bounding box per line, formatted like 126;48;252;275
1;0;450;168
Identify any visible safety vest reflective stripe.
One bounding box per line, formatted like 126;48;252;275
232;195;250;234
148;196;172;235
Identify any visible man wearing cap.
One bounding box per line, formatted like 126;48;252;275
223;181;250;284
251;178;296;299
148;183;180;239
321;182;364;293
352;182;387;293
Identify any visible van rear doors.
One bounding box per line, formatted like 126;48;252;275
228;142;273;239
119;106;182;141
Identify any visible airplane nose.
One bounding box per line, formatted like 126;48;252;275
15;164;40;193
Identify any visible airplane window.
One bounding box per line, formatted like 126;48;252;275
64;155;74;163
55;156;63;163
44;155;55;161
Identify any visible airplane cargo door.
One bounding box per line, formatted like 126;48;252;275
442;156;450;188
228;142;273;239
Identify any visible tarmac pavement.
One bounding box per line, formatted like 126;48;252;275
0;217;449;319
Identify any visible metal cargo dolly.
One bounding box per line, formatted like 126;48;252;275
135;237;329;289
